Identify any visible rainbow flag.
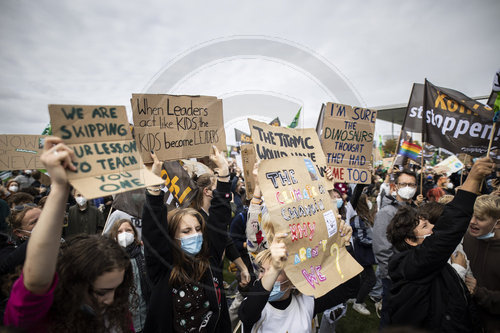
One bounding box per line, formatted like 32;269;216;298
399;141;422;161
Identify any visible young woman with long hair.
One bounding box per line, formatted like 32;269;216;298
142;146;232;332
109;219;151;333
4;137;133;332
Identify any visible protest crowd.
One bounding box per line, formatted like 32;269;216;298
1;83;500;333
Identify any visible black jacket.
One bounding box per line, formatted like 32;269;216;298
388;190;481;332
142;180;232;333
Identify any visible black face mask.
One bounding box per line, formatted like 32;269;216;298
239;188;246;196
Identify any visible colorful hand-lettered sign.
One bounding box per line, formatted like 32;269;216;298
49;105;163;199
259;156;362;298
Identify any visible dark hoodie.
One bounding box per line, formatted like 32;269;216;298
463;232;500;331
388;190;481;332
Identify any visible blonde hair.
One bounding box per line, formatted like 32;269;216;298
438;194;454;204
255;249;272;267
473;194;500;220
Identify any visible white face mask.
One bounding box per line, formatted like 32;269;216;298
117;232;135;247
9;185;19;192
397;186;416;200
367;201;373;210
75;196;87;207
416;233;432;239
446;182;454;189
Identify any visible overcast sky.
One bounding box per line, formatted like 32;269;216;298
1;0;499;144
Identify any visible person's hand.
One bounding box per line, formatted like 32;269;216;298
269;233;288;271
450;251;467;268
252;160;261;186
209;145;229;176
465;275;477;295
149;150;163;177
40;137;76;187
416;194;424;205
338;217;352;247
468;157;495;182
239;268;251;288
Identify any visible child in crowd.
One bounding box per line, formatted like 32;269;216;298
141;146;232;332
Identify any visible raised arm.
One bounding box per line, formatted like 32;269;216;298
399;157;493;280
239;233;287;329
206;146;232;264
141;151;171;283
23;137;75;294
246;161;267;253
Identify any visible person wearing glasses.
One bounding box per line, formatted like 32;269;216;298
372;169;418;328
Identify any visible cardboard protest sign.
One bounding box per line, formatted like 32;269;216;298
241;144;257;200
49;105;163;199
131;94;226;163
0;135;46;171
432;155;464;176
161;160;198;208
320;103;377;184
248;118;333;190
259;156;362;297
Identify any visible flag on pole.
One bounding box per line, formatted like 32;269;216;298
287;107;302;128
269;117;281;126
399;141;422;161
378;135;384;159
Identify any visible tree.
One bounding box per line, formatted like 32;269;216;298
382;138;397;156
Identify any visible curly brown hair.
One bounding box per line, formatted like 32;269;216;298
48;235;133;332
387;206;419;252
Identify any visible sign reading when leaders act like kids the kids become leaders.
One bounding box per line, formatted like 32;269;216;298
49;105;163;199
131;94;226;163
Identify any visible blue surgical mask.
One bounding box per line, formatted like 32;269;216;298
336;198;343;209
268;280;288;302
178;233;203;255
477;223;497;240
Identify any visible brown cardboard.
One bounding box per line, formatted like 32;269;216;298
258;156;362;297
241;144;257;200
131;94;227;163
49;104;163;199
320;103;377;184
248;118;333;190
0;135;46;171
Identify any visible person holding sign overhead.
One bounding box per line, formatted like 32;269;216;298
238;225;356;333
4;137;134;332
141;146;232;333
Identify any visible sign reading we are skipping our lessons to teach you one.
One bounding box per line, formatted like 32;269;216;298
0;135;46;171
248;118;333;190
258;156;362;297
131;94;227;163
49;105;163;199
320;103;377;184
